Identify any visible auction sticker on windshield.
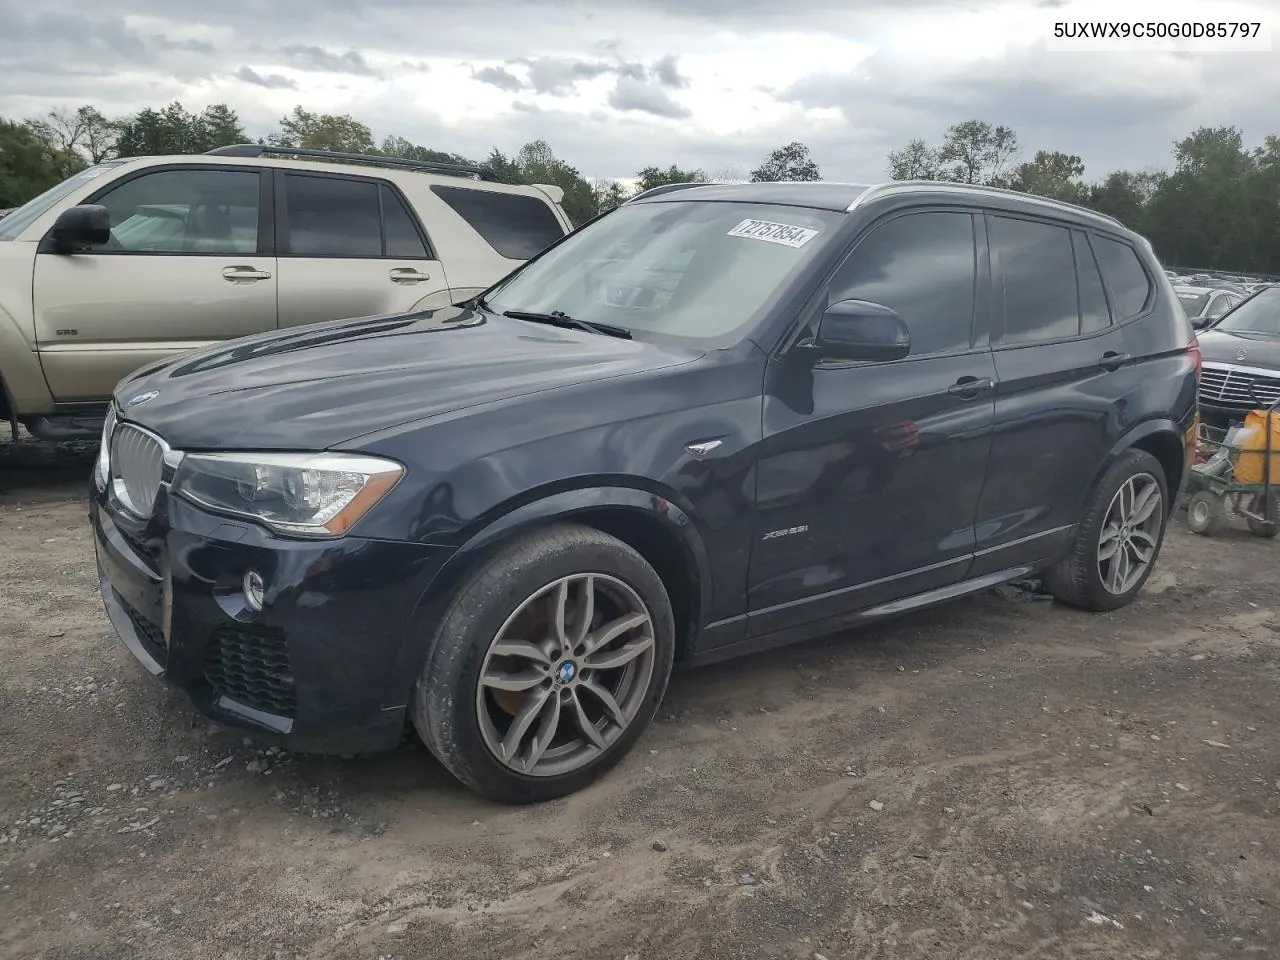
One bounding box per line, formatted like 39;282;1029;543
726;219;819;248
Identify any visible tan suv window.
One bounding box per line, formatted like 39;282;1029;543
93;169;260;255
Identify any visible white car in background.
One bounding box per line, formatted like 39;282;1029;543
1173;284;1246;329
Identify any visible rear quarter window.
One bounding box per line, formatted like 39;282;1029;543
1092;236;1153;320
430;185;565;260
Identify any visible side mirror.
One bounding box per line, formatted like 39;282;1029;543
49;204;111;251
815;299;911;362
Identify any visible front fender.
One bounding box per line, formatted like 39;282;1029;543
381;484;714;708
0;300;54;416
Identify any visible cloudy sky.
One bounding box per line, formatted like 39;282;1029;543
1;0;1276;184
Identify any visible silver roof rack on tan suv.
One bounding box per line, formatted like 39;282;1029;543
205;143;490;180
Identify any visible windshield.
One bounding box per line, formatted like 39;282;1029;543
1176;292;1209;317
1213;287;1280;336
0;161;128;241
483;200;844;347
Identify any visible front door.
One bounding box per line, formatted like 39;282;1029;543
33;166;277;402
274;171;449;329
746;208;997;638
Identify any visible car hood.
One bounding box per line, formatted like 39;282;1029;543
1197;328;1280;369
114;306;702;450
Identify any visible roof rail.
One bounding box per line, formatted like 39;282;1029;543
851;180;1125;227
205;143;489;180
627;182;707;203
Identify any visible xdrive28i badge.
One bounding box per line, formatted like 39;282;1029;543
125;390;159;408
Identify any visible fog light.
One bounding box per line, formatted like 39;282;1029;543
243;570;265;612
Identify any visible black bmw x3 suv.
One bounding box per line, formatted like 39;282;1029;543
91;180;1200;803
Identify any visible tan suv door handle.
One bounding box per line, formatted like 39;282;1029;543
389;268;431;284
222;266;272;283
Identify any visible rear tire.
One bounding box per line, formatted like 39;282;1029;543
1045;449;1169;612
411;522;675;804
1186;490;1224;536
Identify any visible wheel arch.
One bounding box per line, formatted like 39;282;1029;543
389;485;712;702
1097;418;1190;515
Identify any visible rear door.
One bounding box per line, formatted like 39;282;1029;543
274;170;448;329
32;165;276;401
970;214;1133;576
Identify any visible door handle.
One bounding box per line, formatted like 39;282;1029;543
389;268;431;284
1098;351;1130;371
948;376;995;399
222;266;271;282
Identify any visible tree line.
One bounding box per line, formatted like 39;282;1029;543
2;101;1276;274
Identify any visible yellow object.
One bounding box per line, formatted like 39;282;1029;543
1233;409;1280;485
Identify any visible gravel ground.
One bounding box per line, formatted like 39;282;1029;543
2;435;1278;960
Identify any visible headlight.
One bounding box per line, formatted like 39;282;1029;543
94;407;116;492
171;452;404;538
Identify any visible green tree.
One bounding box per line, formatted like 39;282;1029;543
592;179;631;213
750;141;820;182
479;148;525;184
27;106;117;163
1144;126;1259;272
1008;150;1087;203
200;104;246;150
1085;170;1163;232
0;119;85;206
515;140;598;226
936;120;1020;185
379;136;477;168
269;107;375;153
890;121;1020;186
634;164;706;192
1251;136;1280;273
115;102;246;156
887;138;941;180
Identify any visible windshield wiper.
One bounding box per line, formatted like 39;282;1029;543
502;309;632;340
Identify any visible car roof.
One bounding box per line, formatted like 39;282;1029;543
1173;285;1219;295
628;181;877;211
105;152;564;203
628;179;1128;232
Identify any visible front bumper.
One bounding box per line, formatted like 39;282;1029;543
91;482;453;754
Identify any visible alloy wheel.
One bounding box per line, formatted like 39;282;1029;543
475;573;656;777
1097;472;1163;595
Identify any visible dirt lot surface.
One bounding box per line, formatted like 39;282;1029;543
2;436;1278;960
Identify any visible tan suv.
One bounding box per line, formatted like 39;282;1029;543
0;145;572;441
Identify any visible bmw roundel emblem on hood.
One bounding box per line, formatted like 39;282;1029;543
126;390;159;408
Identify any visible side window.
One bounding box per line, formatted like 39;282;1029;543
1074;231;1111;334
1092;235;1153;320
92;169;260;255
430;185;565;260
381;185;430;258
283;174;381;257
989;215;1079;344
827;211;977;357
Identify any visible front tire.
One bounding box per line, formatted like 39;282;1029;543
412;522;675;803
1045;449;1170;612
